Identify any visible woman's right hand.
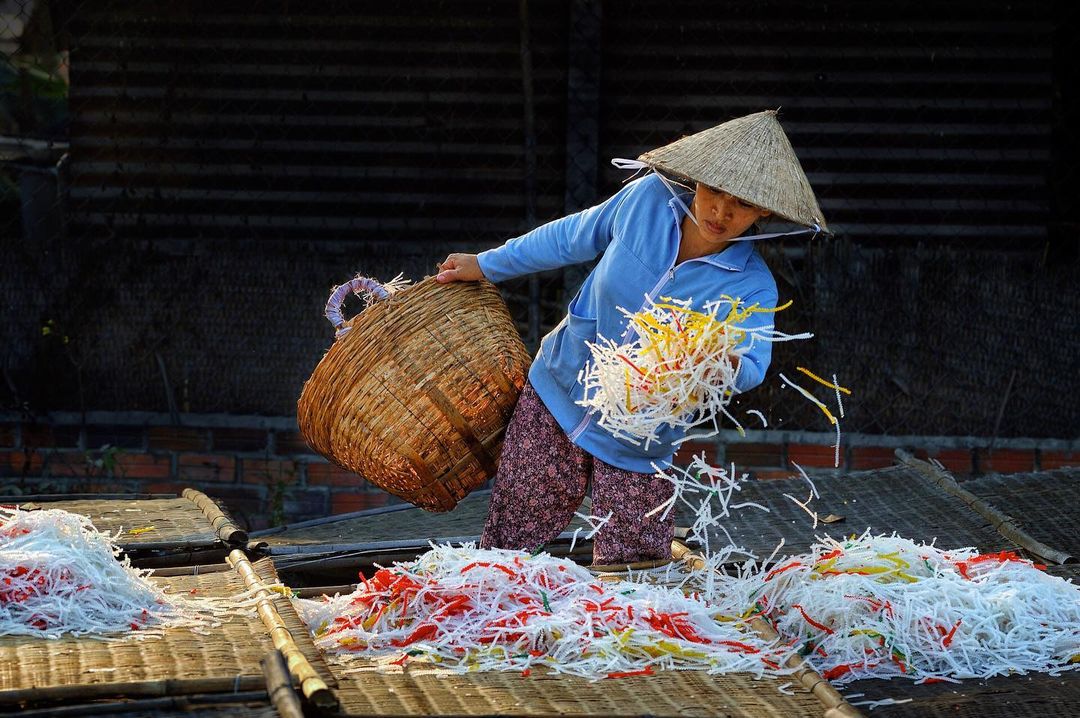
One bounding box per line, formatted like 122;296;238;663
436;253;485;283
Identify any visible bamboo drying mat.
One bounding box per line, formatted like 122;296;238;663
253;490;593;547
963;469;1080;560
838;672;1080;717
258;465;1020;571
4;490;242;552
0;558;332;703
679;465;1016;560
1044;563;1080;582
328;660;827;717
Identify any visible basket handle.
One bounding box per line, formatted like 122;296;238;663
325;276;390;338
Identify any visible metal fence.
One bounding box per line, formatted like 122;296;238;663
2;0;1076;438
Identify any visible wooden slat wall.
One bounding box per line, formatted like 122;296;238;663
65;0;569;245
64;1;1056;248
40;0;1072;433
599;0;1055;246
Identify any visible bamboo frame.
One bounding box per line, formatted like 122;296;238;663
226;549;338;710
265;529;597;556
896;450;1074;564
183;488;249;545
4;494;237;555
0;676;265;709
13;691;269;717
149;562;233;577
261;650;304;718
249;500;415;538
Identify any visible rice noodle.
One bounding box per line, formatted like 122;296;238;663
296;450;1080;686
576;296;811;449
1;506;221;639
694;532;1080;684
295;543;795;680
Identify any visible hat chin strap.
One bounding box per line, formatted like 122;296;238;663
725;225;823;242
611;158;699;226
611;158;823;239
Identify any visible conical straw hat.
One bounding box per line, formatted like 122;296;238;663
638;110;827;231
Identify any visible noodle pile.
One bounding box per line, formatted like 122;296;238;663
1;506;218;638
706;533;1080;684
296;544;792;679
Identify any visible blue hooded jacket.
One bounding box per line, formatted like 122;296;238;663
478;174;779;473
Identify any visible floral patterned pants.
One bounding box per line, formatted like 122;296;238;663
480;381;675;565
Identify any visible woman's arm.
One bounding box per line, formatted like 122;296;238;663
436;177;645;284
730;287;781;393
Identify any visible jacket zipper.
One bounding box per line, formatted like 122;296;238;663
622;257;682;344
568;410;592;441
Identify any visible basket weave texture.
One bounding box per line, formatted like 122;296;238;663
297;277;531;512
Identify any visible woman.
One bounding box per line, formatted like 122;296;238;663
436;110;827;568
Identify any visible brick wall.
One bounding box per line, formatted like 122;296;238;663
672;438;1079;481
3;415;1077;531
0;419;398;532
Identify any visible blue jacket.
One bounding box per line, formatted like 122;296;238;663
478;175;779;473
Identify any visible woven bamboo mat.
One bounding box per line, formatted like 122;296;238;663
328;660;826;717
679;465;1015;560
5;491;241;552
838;672;1080;717
260;465;1015;568
1043;563;1080;582
0;558;332;701
254;490;593;548
963;469;1080;560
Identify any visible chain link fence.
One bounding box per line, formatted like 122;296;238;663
2;0;1076;438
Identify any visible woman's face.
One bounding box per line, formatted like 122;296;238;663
691;183;771;244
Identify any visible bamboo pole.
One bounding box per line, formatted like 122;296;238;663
261;650;305;718
249;500;416;538
670;541;865;718
132;547;229;569
896;450;1074;564
0;676;264;708
0;493;177;502
226;549;338;710
184;488;248;545
151;562;233;577
12;691;268;717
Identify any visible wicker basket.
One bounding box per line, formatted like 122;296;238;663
297;275;531;512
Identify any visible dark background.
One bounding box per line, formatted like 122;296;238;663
3;0;1078;440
